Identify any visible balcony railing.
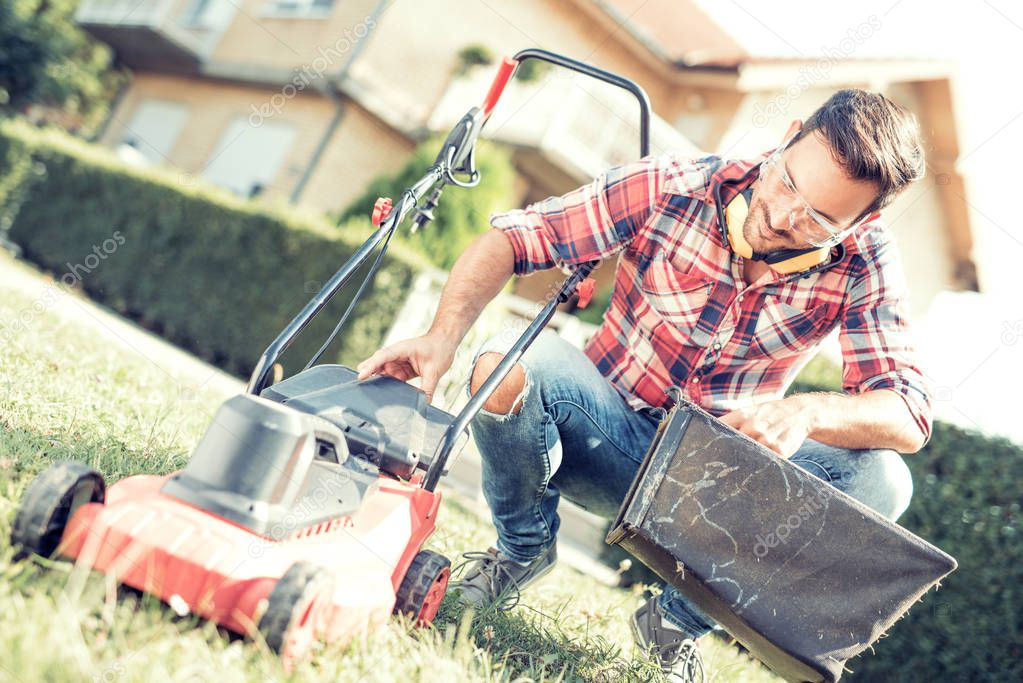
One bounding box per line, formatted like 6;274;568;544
428;67;702;182
76;0;234;70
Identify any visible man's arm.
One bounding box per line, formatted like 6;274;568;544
831;236;933;453
357;154;665;398
793;388;926;453
355;229;514;398
719;387;924;458
427;229;516;347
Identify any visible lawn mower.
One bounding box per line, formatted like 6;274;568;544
9;49;653;664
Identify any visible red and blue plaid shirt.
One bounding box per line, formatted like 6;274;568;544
490;151;933;445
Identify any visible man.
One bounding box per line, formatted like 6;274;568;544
356;89;932;681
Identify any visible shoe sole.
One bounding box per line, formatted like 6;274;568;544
630;609;650;651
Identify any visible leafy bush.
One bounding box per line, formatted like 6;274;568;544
337;136;515;271
455;44;495;75
0;119;425;377
848;419;1022;682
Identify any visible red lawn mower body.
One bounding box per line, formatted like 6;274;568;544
58;468;441;651
11;49;654;663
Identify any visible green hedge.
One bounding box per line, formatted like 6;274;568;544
849;418;1021;682
0;118;425;377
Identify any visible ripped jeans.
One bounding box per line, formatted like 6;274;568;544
463;329;915;640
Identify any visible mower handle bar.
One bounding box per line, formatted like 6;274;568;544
245;48;653;491
422;259;597;491
424;49;652;490
246;53;522;393
245;167;445;395
508;48;651;158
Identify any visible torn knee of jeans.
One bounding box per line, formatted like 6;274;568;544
471;355;530;421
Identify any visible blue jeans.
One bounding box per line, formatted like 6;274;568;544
464;329;914;639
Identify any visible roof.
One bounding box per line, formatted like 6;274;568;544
596;0;748;67
596;0;947;70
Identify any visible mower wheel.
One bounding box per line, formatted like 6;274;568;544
11;461;105;560
258;561;335;662
394;549;451;625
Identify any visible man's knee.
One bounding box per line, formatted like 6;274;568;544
469;351;527;415
849;449;914;522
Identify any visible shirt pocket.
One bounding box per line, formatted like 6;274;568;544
747;296;834;360
639;257;713;343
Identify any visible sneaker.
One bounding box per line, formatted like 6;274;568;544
448;544;557;610
631;596;706;683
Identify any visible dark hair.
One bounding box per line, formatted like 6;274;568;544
791;89;925;221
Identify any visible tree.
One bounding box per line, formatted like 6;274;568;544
0;0;123;136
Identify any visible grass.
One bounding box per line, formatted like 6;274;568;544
0;254;781;683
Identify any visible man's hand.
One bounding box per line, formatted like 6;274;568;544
719;395;815;458
355;333;458;404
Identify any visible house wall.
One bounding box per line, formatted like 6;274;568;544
210;0;382;73
99;71;415;212
300;100;415;213
101;73;337;201
92;2;965;323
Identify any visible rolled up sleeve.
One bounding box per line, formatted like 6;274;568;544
838;237;934;447
490;154;666;276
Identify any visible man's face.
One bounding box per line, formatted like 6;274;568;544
743;131;879;254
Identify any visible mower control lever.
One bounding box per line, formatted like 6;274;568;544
412;187;443;233
435;108;484;180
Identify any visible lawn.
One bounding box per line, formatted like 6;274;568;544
0;254;780;683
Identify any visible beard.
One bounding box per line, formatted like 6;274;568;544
741;197;793;257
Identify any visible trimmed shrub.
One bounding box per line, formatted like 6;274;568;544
338;136;515;271
848;419;1022;682
0;119;425;377
455;44;495;75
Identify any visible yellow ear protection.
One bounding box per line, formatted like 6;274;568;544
721;186;832;275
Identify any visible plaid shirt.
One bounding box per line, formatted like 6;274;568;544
490;152;933;445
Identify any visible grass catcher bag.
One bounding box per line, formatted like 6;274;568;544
606;395;957;682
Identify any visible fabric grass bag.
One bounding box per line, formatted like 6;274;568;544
606;394;957;682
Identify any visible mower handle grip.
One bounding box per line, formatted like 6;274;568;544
481;57;518;119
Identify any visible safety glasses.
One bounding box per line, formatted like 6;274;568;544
759;139;873;248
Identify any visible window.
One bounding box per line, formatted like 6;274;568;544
263;0;335;18
182;0;237;30
202;118;296;199
119;99;189;165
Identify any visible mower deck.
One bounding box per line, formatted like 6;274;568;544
58;468;441;642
